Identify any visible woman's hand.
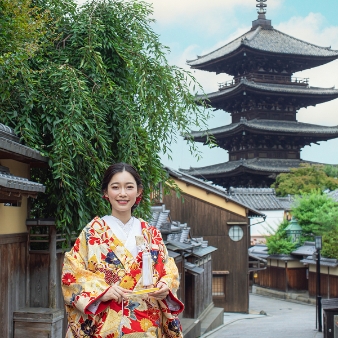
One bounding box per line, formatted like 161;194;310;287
149;281;170;300
100;284;132;303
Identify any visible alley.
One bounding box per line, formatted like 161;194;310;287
203;294;324;338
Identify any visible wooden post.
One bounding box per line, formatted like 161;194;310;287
26;225;31;307
49;224;57;309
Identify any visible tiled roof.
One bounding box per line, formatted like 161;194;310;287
0;171;45;193
188;26;338;67
276;196;294;210
228;187;284;210
300;256;338;267
0;123;19;142
204;78;338;100
291;241;316;256
248;245;269;259
0;122;48;163
166;166;264;217
180;158;319;176
189;119;338;139
0;137;48;163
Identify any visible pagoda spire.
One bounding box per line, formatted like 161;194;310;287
252;0;272;29
256;0;267;17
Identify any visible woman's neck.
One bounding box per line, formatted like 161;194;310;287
111;211;132;225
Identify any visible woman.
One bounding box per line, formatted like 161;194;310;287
62;162;184;337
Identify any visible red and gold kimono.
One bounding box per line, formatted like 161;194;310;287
61;216;184;338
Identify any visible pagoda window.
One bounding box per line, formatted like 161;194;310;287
288;152;297;159
259;152;267;158
248;152;254;159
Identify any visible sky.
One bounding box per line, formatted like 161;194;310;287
139;0;338;171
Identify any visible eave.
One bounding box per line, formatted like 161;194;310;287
180;158;321;179
189;119;338;143
187;26;338;74
0;137;48;167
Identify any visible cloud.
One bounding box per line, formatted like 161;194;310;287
275;12;338;48
274;13;338;128
145;0;283;36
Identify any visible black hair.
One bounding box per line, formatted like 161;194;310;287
101;162;143;212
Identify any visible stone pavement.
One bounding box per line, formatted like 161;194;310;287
201;294;324;338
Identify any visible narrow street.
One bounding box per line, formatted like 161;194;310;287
203;294;324;338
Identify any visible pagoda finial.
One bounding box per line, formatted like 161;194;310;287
252;0;272;29
256;0;267;17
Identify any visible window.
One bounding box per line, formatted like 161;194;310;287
229;225;244;241
212;275;225;297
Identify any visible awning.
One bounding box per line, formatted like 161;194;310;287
185;262;204;275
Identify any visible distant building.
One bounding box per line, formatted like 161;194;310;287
228;187;292;243
0;122;48;337
161;167;264;313
182;0;338;189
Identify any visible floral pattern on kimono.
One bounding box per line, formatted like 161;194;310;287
62;217;184;338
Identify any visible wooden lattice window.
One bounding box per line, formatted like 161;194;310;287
212;271;228;297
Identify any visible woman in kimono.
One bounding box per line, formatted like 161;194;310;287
62;163;184;338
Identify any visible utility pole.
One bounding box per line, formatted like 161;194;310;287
315;236;322;332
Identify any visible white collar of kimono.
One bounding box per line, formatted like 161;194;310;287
102;215;142;258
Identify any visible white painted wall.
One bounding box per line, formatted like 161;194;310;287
250;210;285;237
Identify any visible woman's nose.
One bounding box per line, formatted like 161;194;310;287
119;188;127;196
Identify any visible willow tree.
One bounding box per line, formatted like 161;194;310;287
0;0;210;236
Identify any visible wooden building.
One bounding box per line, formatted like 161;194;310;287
250;242;338;300
228;187;292;243
162;167;264;313
182;0;338;189
301;255;338;299
253;254;308;292
0;123;51;337
150;206;222;337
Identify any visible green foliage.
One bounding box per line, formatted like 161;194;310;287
272;164;338;197
321;227;338;259
324;165;338;178
0;0;211;236
291;190;338;240
265;219;297;255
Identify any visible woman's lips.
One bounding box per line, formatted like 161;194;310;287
117;200;128;205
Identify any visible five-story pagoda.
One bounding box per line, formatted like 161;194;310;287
182;0;338;189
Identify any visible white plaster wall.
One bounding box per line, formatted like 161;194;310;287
250;210;285;236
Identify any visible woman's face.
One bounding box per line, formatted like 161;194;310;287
104;170;141;215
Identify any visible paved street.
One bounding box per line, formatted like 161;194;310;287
202;294;324;338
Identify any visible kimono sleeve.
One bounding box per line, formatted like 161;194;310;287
61;227;111;315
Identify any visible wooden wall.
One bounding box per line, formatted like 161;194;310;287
163;191;249;313
184;256;213;318
308;272;338;298
255;265;308;292
287;268;308;291
255;266;286;291
28;251;64;309
0;233;28;338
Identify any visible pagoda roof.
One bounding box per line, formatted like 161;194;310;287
190;119;338;141
188;25;338;72
205;77;338;101
181;158;319;177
